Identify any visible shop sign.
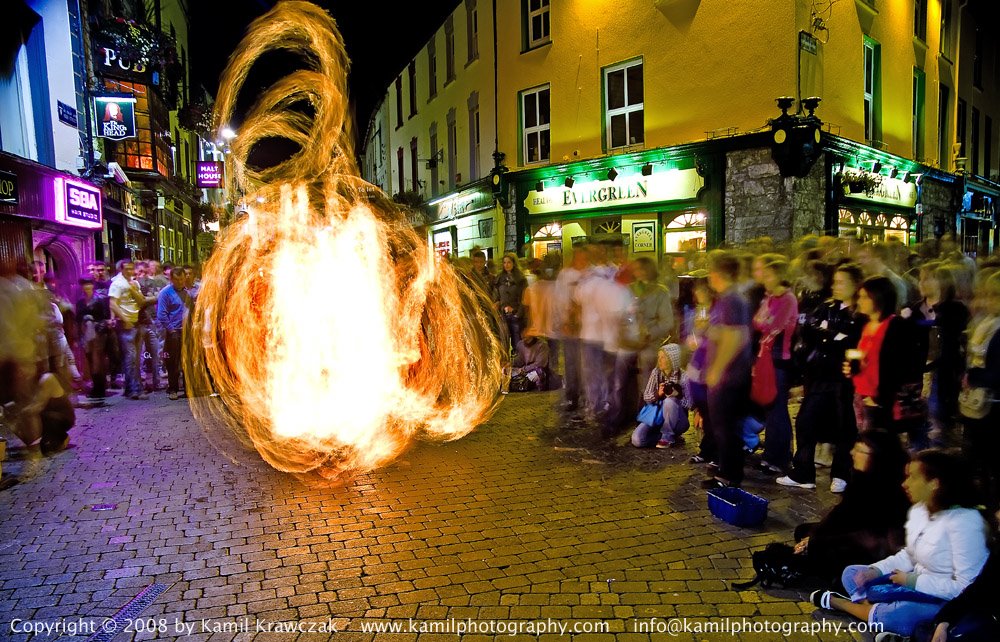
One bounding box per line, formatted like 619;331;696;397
0;170;17;205
433;229;453;257
54;177;103;229
196;161;225;188
524;168;703;216
57;101;79;127
430;189;494;222
100;47;148;77
93;95;137;141
631;221;656;252
844;173;917;208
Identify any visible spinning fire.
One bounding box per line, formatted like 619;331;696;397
185;1;506;478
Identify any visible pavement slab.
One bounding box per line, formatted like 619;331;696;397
0;390;873;641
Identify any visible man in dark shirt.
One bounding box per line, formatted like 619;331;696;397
157;268;189;400
702;251;753;488
76;279;110;398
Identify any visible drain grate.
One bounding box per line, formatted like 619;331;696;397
85;583;169;642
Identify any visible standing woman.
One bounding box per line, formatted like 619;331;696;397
495;252;528;354
752;255;799;474
845;276;927;440
916;263;970;447
962;271;1000;505
779;263;864;492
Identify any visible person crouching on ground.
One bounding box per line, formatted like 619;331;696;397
631;343;688;448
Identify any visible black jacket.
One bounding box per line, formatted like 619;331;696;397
967;322;1000;393
796;299;863;383
873;315;928;410
934;546;1000;625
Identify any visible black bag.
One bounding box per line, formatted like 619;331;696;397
731;543;809;590
509;373;537;393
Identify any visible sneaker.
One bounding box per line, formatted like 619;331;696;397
874;633;909;642
758;461;783;475
776;475;816;489
809;589;847;610
700;477;738;489
830;478;848;494
689;454;709;464
168;392;179;401
655;440;674;449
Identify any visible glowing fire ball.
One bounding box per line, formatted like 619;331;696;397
185;1;506;478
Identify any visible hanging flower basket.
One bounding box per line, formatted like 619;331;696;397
841;170;882;196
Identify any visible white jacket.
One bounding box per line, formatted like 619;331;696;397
871;503;988;600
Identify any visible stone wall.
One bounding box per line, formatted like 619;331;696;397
725;147;826;245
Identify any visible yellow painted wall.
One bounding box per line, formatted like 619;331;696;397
385;2;496;199
496;0;797;167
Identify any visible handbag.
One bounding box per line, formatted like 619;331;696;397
750;334;777;407
959;386;993;419
637;402;664;428
731;543;811;590
892;381;926;422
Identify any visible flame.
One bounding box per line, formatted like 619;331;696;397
185;1;506;478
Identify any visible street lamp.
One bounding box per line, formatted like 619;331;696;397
221;126;238;141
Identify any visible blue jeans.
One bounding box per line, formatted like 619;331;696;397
137;323;161;389
503;312;521;354
632;397;689;446
117;327;142;396
841;565;945;636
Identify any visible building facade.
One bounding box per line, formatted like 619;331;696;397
362;0;999;263
1;0;215;298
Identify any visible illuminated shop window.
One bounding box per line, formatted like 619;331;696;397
663;211;706;253
104;80;172;177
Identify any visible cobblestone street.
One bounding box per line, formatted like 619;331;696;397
0;391;871;642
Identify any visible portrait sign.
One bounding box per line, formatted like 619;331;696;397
93;95;137;141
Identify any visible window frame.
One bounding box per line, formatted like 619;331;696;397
519;84;551;165
445;16;456;83
408;61;417;117
913;0;927;42
524;0;551;50
603;58;644;150
940;0;954;60
466;0;479;63
912;67;925;160
427;38;437;100
394;77;403;129
863;36;881;145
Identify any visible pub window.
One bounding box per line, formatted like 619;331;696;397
410;137;419;193
466;0;479;62
957;98;967;158
105;80;172;178
940;0;954;59
938;85;950;168
408;62;417;117
912;68;925;160
520;85;550;164
973;27;983;89
395;77;403;129
427;38;437;99
863;37;881;145
913;0;927;42
445;17;456;83
397;146;404;195
604;59;644;149
971;107;980;176
523;0;550;50
986;116;993;180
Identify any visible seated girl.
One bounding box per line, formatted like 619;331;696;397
631;343;688;448
811;450;989;638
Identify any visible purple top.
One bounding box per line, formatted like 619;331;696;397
753;290;799;360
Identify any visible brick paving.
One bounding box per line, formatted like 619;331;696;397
0;390;872;641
